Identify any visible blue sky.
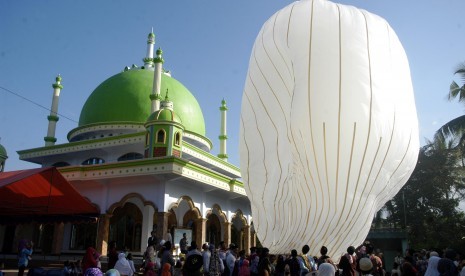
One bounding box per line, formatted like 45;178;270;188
1;0;464;171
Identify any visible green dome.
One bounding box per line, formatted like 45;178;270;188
0;143;7;160
78;69;205;136
147;109;182;124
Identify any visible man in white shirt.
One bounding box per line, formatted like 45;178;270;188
226;243;238;276
203;244;213;274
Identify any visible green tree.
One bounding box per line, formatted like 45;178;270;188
435;63;465;153
383;141;465;250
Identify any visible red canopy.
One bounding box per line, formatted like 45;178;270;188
0;167;99;224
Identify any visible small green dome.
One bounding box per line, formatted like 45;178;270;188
0;143;7;160
78;69;205;136
147;109;182;124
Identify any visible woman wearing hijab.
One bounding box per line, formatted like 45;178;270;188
162;263;172;276
425;256;441;276
82;247;101;274
208;244;224;276
114;252;133;276
85;267;104;276
318;263;336;276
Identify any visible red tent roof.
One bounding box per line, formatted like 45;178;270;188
0;167;99;223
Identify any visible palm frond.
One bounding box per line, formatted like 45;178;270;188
434;115;465;146
453;63;465;82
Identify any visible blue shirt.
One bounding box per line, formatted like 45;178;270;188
18;248;33;267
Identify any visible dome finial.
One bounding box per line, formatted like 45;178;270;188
155;47;164;64
160;89;173;111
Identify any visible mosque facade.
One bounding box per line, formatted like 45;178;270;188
0;31;254;256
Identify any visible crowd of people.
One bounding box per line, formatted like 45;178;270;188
14;237;465;276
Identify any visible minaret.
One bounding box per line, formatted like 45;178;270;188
218;99;228;161
143;28;155;68
44;75;63;146
150;48;164;113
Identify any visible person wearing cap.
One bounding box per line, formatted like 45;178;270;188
203;244;213;275
226;243;238;276
358;257;374;276
318;263;336;276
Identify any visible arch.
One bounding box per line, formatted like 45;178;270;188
206;213;221;246
145;131;150;146
231;209;248;226
174;131;181;146
107;193;157;214
82;157;105;165
52;161;70;167
207;204;228;223
117;152;143;161
168;196;201;219
109;202;142;251
231;210;248;251
156;129;166;143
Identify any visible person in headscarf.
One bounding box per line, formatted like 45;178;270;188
237;250;250;276
162;263;172;276
105;269;121;276
85;267;104;276
318;263;336;276
82;247;101;274
438;249;458;276
209;244;224;276
144;262;156;276
425;256;441;276
114;252;133;276
144;246;157;271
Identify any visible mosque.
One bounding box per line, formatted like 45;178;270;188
0;30;254;256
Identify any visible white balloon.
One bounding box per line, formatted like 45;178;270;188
239;0;419;257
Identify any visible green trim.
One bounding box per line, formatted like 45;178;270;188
22;131;144;156
67;121;145;141
52;83;63;89
143;57;154;63
47;115;59;122
58;156;240;187
182;141;240;173
154;57;164;63
183;130;213;149
149;94;162;101
229;179;243;187
44;136;57;143
218;135;228;140
217;153;228;159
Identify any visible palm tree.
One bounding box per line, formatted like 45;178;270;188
434;63;465;165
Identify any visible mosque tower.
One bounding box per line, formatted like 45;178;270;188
143;28;155;68
218;99;228;161
44;75;63;146
145;90;184;158
150;48;164;113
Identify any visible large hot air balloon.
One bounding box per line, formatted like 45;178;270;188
239;0;419;257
